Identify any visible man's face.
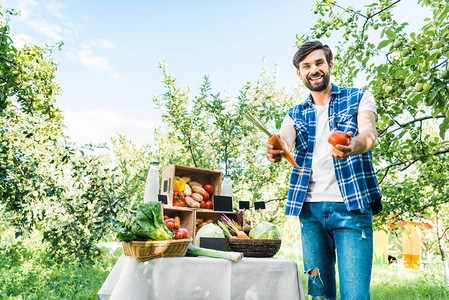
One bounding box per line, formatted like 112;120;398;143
296;49;333;92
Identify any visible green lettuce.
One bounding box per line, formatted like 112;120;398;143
116;202;173;242
248;221;280;239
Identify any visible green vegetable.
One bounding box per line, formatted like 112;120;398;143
194;223;225;245
116;202;174;242
217;220;232;238
186;244;243;261
248;221;280;239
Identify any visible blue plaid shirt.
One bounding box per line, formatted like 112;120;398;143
285;83;382;216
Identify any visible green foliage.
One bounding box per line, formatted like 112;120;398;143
0;229;120;299
0;6;135;264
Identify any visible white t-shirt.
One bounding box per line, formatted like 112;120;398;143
280;90;377;202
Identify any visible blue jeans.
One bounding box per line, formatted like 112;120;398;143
299;202;373;300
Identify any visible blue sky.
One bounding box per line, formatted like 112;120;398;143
4;0;426;146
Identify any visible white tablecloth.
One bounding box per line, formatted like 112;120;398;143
97;254;305;300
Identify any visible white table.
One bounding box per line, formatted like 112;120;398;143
97;254;306;300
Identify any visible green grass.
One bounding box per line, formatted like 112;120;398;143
1;233;448;299
0;231;122;300
276;242;449;299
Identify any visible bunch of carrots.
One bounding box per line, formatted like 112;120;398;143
218;214;249;239
243;112;310;170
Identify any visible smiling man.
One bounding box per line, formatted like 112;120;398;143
265;40;382;300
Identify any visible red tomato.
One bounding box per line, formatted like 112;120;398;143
200;201;207;209
328;131;350;147
178;228;189;239
205;200;213;210
175;231;184;239
165;221;175;229
203;191;210;201
203;183;214;195
173;223;180;230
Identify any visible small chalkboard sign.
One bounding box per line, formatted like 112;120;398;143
158;194;168;204
199;237;228;251
212;195;233;212
254;201;266;210
239;201;250;210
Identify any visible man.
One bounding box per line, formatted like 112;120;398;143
265;40;382;300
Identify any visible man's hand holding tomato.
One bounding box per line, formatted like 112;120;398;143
328;111;378;161
329;131;354;161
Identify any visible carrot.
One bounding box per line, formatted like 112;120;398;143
237;231;250;239
244;112;311;170
174;216;181;227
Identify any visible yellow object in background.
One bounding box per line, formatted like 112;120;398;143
373;231;388;265
402;224;421;269
173;176;186;192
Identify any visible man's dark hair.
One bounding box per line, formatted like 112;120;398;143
292;40;333;69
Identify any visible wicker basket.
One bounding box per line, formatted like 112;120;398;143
122;238;192;261
227;238;282;257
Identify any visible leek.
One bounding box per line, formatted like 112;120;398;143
186;244;243;262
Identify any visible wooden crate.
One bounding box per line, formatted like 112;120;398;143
163;206;236;244
163;206;195;239
161;164;222;207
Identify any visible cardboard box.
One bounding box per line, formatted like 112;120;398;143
161;164;222;207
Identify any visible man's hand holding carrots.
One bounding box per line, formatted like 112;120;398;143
265;135;283;163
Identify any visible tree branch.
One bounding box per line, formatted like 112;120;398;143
381;114;445;136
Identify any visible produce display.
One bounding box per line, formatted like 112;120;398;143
172;176;214;209
116;202;174;242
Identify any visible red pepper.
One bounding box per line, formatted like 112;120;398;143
173;192;186;207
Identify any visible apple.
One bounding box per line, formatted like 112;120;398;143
423;83;432;92
415;83;423;92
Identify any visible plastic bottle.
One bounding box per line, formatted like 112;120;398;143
144;162;160;203
221;175;233;197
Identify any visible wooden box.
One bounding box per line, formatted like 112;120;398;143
163;206;195;239
162;206;236;243
161;164;222;207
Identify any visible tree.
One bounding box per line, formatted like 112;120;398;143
300;0;449;283
152;61;305;223
1;6;131;263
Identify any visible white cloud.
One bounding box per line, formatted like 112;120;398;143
16;0;39;20
63;108;156;146
10;32;35;48
66;39;121;79
26;18;63;40
46;0;66;19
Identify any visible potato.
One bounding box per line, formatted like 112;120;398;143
191;185;206;196
183;184;192;196
191;193;203;202
182;176;191;183
189;181;201;187
196;218;204;225
185;196;200;208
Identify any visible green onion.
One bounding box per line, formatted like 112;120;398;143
217;220;232;238
186;244;243;262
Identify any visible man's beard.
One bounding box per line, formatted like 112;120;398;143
304;72;330;92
